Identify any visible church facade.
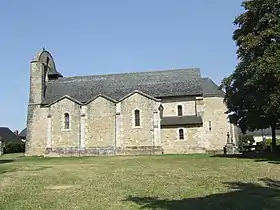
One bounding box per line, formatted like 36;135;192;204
25;49;235;156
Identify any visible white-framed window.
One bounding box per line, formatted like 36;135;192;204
64;113;70;129
177;105;183;116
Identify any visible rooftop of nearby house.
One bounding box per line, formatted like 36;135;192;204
19;128;26;139
42;68;225;105
240;128;280;136
0;127;22;143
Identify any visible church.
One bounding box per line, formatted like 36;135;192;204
25;49;236;156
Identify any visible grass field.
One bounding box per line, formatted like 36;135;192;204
0;153;280;210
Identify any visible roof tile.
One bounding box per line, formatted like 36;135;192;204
42;68;224;105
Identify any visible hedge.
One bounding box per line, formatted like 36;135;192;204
3;142;25;154
238;135;255;151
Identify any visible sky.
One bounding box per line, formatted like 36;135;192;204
0;0;244;132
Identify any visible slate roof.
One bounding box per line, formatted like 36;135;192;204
161;116;203;126
19;128;27;139
201;77;225;97
0;127;22;144
240;128;280;136
42;68;224;105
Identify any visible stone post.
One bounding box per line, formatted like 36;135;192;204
0;137;3;156
224;132;235;155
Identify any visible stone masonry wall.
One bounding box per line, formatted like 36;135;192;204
25;105;49;156
26;51;58;156
201;97;229;151
161;96;196;116
161;126;205;154
51;98;80;148
160;96;229;154
120;93;157;147
85;97;116;147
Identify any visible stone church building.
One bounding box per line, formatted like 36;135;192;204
25;49;234;156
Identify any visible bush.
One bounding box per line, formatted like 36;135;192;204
238;135;255;151
255;141;265;152
4;142;25;154
264;138;280;146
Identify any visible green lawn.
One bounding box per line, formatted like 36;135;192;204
0;153;280;210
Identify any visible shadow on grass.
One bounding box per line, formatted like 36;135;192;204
124;178;280;210
0;159;14;164
211;151;280;164
0;166;52;175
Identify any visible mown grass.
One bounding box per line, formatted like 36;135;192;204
0;153;280;210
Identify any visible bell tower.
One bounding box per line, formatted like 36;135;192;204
25;49;63;156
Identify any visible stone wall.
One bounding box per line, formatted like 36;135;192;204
161;126;205;154
161;96;196;116
26;51;58;156
25;105;49;156
51;98;81;148
45;146;163;157
201;97;229;151
85;97;116;147
160;96;229;154
120;93;157;147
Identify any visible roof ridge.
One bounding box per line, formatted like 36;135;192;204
56;68;201;80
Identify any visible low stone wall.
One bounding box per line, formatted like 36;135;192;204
45;146;163;157
119;146;163;155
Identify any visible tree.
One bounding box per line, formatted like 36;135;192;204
220;0;280;152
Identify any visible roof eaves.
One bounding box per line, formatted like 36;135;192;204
84;94;117;105
45;95;83;107
118;90;161;102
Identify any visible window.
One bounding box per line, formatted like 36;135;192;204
134;109;140;126
177;105;183;116
158;104;164;119
209;121;212;131
64;113;70;129
179;129;184;140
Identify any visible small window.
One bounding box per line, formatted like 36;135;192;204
158;104;164;119
177;105;183;116
134;109;140;126
179;129;184;140
64;113;70;129
209;121;212;131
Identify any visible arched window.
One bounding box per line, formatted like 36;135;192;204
177;105;183;116
134;109;140;127
64;113;70;129
179;129;184;140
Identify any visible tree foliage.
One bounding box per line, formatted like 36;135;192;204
220;0;280;152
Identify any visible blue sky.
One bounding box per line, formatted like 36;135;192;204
0;0;244;132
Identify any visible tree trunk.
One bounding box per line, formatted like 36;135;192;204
271;124;277;153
